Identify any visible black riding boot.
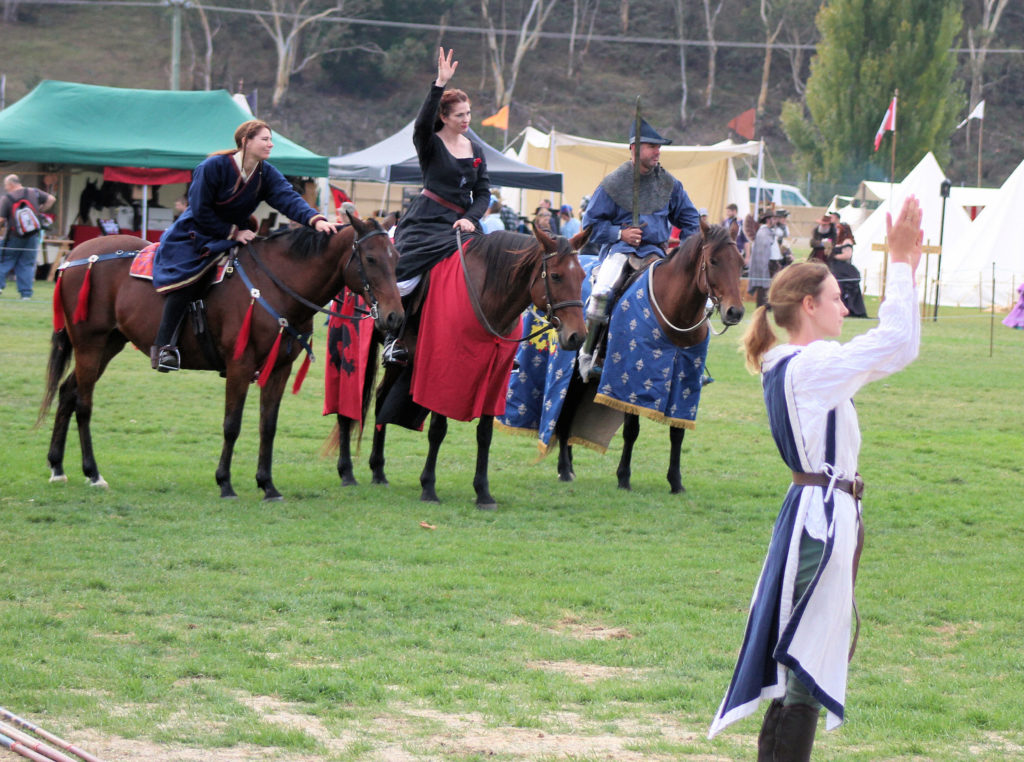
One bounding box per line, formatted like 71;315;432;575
152;289;191;372
758;699;819;762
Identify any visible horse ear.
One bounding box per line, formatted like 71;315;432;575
699;216;711;238
570;225;593;251
347;211;365;232
532;220;557;253
378;213;397;231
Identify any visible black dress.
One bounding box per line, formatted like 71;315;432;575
828;254;868;317
394;84;490;281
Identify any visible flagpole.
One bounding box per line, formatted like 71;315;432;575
882;89;897;301
977;116;983;187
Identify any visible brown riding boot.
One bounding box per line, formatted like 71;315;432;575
759;700;819;761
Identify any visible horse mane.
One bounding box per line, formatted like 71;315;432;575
669;223;732;266
471;230;546;294
263;225;329;260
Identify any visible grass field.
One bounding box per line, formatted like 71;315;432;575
1;281;1022;761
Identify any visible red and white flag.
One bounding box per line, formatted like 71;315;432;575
873;96;897;151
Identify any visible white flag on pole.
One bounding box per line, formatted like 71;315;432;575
956;100;985;129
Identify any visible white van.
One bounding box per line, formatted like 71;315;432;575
746;181;812;208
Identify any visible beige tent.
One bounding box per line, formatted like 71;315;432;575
512;127;761;221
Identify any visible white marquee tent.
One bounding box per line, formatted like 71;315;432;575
851;153;974;301
938;158;1024;309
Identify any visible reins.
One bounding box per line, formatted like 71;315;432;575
243;227;387;323
456;229;583;343
647;239;733;337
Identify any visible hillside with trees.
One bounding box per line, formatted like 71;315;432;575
1;0;1022;203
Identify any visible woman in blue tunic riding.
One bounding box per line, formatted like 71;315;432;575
383;47;491;364
710;196;923;760
151;119;336;371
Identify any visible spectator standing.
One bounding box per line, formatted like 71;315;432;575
498;199;520;232
809;215;837;264
747;209;775;307
558;204;581;238
722;203;740;242
0;174;56;300
481;197;506;233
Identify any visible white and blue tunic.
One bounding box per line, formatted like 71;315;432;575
709;261;920;737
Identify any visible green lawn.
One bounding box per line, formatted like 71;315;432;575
1;282;1021;760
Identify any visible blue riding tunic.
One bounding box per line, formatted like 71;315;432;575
153;153;323;292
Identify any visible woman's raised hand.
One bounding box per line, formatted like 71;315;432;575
885;195;923;273
436;47;458;87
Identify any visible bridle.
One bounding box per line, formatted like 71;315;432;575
457;229;583;343
245;226;391;323
648;237;735;337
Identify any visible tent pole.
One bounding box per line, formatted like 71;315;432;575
142;185;149;238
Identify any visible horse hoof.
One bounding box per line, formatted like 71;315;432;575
476;501;497;511
617;482;631;491
670;485;686;495
371;476;389;486
340;476;358;487
49;473;68;484
420;495;440;504
263;494;284;503
558;472;575;482
89;475;109;489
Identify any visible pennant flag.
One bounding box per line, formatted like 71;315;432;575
873;96;897;151
481;104;509;130
727;108;756;140
956;99;985;129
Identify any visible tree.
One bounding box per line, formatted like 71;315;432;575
480;0;556;109
249;0;382;108
962;0;1010;151
781;0;963;187
700;0;726;107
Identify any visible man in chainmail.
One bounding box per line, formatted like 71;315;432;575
578;118;700;380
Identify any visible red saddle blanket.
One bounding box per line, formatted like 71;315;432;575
411;251;521;422
130;242;230;283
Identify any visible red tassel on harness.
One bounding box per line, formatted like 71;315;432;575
257;326;284;388
291;352;312;395
52;272;65;332
233;297;255;360
72;258;96;324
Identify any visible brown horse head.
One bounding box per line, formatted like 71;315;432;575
528;222;587;351
344;213;404;335
698;224;745;326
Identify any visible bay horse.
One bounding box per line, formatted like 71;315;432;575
334;225;589;509
40;215;403;500
555;221;745;493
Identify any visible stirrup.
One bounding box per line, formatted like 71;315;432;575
382;337;408;367
156;345;180;373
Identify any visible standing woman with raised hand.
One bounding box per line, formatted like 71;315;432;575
151;119;337;372
709;196;924;760
383;47;491;364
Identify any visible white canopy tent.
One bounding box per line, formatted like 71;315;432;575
938;157;1024;309
851;153;974;301
513;127;761;221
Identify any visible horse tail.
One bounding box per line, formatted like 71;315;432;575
38;328;73;425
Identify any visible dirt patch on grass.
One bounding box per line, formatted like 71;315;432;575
526;658;651;683
63;692;734;761
507;613;635;640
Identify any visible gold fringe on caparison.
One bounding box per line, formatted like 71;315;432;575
566;435;609;455
593;393;698;430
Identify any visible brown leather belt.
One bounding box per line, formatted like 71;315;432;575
791;471;865;500
420;188;466;215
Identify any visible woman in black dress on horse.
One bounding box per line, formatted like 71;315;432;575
384;47;491;363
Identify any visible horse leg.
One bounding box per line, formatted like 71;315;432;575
255;364;292;501
555;408;576;482
616;413;640;490
71;333;126;488
667;427;687;494
336;414;358;487
473;415;497;510
216;372;250;499
369;423;388;485
419;412;447;503
47;373;78;483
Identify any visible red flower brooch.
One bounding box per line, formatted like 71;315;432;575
473;157;482;168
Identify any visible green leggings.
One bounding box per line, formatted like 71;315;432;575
784;531;825;709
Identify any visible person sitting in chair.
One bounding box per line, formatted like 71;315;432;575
577;117;700;380
151;119;337;372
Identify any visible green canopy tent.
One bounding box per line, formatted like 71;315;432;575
0;80;328;235
0;80;327;175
